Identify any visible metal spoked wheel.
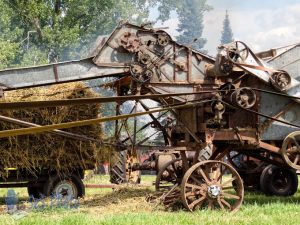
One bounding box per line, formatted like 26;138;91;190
226;41;249;63
181;160;244;212
281;131;300;170
231;87;257;109
155;158;183;207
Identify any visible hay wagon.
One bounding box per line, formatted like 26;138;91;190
0;22;299;212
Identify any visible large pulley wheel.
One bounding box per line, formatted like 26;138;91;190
129;63;152;83
181;160;244;212
281;131;300;170
227;41;249;63
270;70;291;91
231;87;256;109
260;165;298;196
118;32;141;53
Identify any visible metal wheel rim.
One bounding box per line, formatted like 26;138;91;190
53;180;77;198
181;160;244;212
281;131;300;170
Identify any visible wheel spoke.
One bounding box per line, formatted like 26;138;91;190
186;183;203;190
222;192;241;200
212;165;223;182
185;191;197;197
198;168;210;184
188;195;206;209
207;200;213;210
287;147;298;154
291;137;300;148
217;197;225;210
190;175;204;186
221;176;237;187
222;185;234;190
221;198;232;209
293;154;300;164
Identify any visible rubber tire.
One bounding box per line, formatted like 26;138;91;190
110;151;127;184
27;185;45;199
44;174;85;198
260;165;298;196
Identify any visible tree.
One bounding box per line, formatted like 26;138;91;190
220;10;234;44
2;0;170;66
0;1;23;69
176;0;212;51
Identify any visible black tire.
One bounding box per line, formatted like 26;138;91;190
110;151;127;184
44;174;85;198
27;185;45;199
260;165;298;196
110;150;141;184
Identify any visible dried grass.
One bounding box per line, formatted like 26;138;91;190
0;82;110;178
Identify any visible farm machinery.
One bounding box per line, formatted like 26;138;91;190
0;22;299;212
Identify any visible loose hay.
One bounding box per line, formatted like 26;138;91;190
0;82;110;178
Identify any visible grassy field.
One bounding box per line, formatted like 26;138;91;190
0;175;299;225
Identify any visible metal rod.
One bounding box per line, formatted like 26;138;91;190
0;91;218;109
0;115;101;142
0;100;213;138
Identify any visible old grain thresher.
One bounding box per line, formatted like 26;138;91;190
0;22;299;212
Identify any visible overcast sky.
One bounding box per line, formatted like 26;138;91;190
150;0;300;55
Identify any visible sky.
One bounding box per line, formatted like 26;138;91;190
150;0;300;55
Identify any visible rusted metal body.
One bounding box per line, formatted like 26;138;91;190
0;22;299;211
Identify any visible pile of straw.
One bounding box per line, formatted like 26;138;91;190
0;82;107;178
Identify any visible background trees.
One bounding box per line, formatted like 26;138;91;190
220;10;234;44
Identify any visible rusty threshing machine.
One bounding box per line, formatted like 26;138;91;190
0;22;299;212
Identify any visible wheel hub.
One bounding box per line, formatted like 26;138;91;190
207;185;221;198
54;181;75;198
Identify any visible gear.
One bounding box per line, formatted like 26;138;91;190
157;33;170;47
226;41;249;63
231;87;256;109
119;32;141;53
270;70;291;91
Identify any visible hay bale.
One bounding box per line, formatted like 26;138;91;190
0;82;110;178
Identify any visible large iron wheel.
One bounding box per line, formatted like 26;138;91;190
281;131;300;170
181;160;244;212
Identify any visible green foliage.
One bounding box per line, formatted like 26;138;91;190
0;0;211;67
0;39;19;69
220;10;234;44
0;0;173;67
176;0;212;51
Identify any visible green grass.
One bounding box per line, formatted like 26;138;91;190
0;175;300;225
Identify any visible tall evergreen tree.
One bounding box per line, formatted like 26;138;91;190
176;0;212;51
220;10;234;44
